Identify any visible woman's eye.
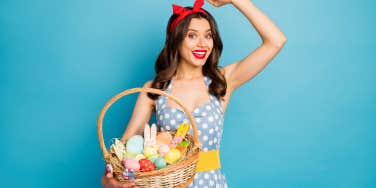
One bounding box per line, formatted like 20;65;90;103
188;34;197;39
205;34;213;39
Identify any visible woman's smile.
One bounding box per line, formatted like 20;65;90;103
192;50;208;59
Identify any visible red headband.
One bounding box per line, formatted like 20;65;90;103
169;0;208;33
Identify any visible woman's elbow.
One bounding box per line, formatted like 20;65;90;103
264;35;287;50
275;35;287;49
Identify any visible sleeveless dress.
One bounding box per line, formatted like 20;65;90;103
155;76;228;188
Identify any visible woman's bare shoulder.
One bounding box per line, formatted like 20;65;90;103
143;80;153;87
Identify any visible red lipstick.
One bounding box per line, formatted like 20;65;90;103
192;50;207;59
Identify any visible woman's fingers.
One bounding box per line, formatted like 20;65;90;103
106;171;113;178
206;0;232;7
120;181;136;188
103;176;135;188
103;165;136;187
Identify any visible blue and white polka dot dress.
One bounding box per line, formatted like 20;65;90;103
155;76;228;188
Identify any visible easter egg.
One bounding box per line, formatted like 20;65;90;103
148;157;157;163
176;140;189;154
164;148;181;164
154;157;167;170
126;135;144;154
170;137;183;148
143;146;159;158
159;144;170;156
123;158;140;171
139;158;155;172
135;154;146;161
124;152;137;159
177;140;189;147
176;146;187;154
156;132;173;145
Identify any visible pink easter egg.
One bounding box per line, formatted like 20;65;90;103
159;144;170;156
123;158;140;171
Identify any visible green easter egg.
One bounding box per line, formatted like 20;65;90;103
154;157;167;170
148;157;157;163
177;140;189;147
125;152;137;159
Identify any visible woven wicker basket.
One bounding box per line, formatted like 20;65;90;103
97;87;201;188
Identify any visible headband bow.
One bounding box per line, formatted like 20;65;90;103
169;0;208;33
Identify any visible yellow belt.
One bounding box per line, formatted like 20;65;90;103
196;150;221;172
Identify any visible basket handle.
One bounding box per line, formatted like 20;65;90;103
97;87;201;159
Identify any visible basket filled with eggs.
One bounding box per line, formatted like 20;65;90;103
97;88;201;188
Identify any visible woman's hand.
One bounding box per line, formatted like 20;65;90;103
101;167;136;188
206;0;234;7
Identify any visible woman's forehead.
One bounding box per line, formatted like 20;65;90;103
187;18;211;32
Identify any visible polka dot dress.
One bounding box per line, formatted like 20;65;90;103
155;76;228;188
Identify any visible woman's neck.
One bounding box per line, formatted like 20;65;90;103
174;73;204;80
175;63;204;80
174;69;204;80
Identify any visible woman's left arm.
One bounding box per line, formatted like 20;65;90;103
209;0;287;92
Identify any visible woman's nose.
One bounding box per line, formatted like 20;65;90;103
197;36;206;47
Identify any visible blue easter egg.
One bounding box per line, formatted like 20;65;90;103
126;135;144;154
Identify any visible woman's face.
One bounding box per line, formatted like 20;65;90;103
178;18;213;68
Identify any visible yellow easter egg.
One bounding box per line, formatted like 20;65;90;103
164;148;181;164
135;154;146;161
143;146;159;158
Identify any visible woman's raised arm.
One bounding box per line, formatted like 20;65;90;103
208;0;286;93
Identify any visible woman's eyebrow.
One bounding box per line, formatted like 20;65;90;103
187;28;212;32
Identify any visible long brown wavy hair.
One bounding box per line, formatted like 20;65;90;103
148;7;227;100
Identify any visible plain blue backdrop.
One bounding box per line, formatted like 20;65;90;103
1;0;375;187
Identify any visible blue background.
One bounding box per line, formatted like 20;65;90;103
1;0;375;187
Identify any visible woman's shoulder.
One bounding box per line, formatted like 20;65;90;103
143;80;153;88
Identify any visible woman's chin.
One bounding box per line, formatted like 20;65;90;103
190;59;207;67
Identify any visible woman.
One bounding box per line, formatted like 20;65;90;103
102;0;286;187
